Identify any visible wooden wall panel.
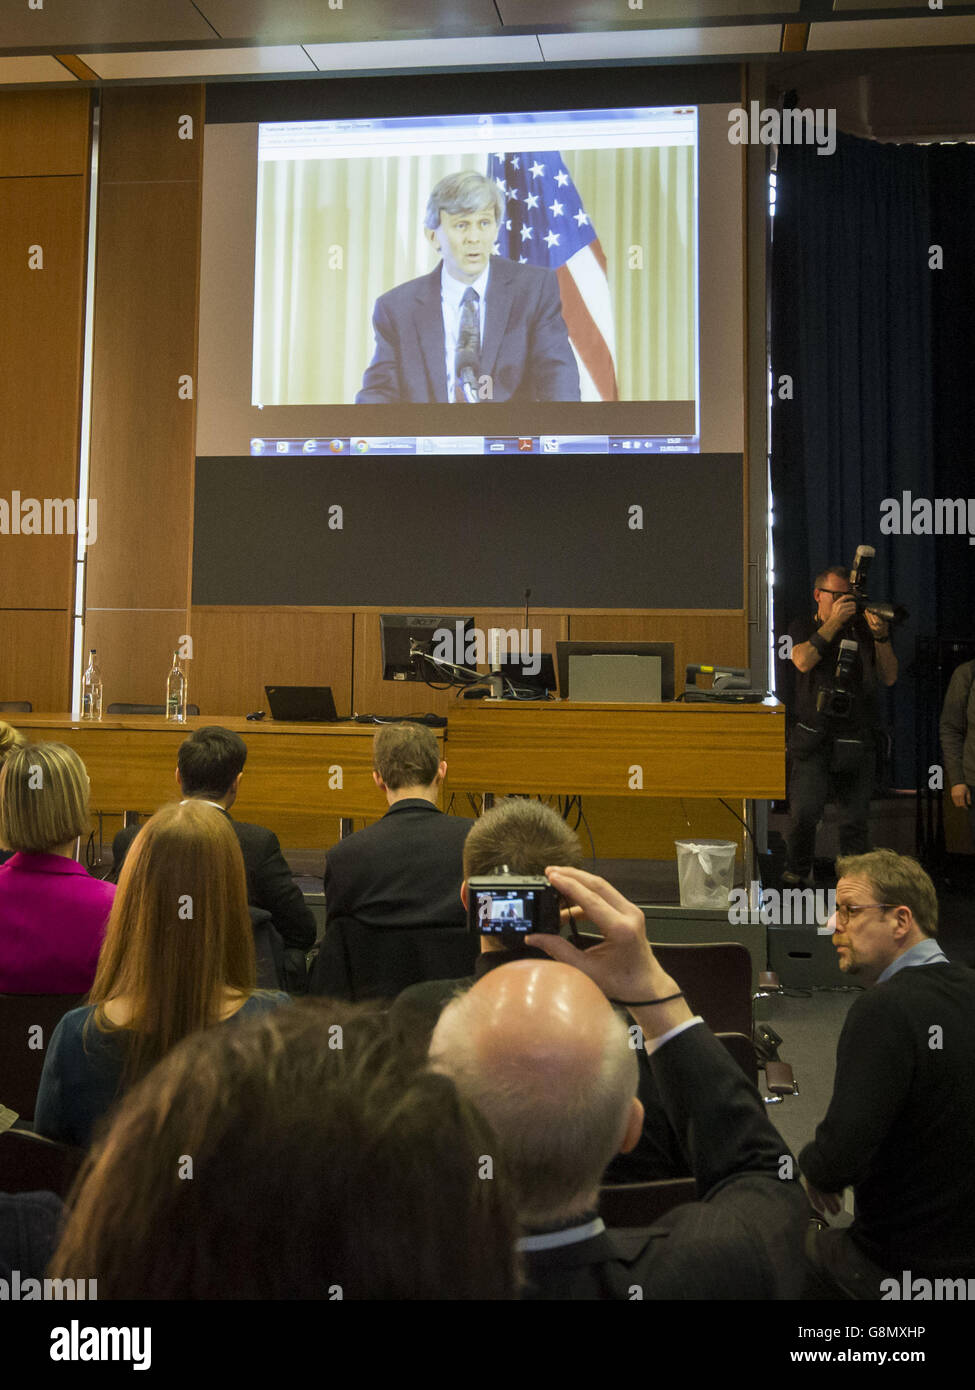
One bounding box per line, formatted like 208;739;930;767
98;87;208;186
0;174;89;608
0;90;90;178
84;85;205;721
0;610;71;711
353;609;569;717
81;609;190;711
86;178;201;611
189;607;355;717
0;89;90;714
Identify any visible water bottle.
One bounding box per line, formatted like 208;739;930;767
166;651;188;722
81;649;103;721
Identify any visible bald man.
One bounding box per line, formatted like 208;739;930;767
391;797;687;1181
431;866;807;1300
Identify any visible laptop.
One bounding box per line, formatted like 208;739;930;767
264;686;343;723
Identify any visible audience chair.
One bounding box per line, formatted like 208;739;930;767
0;994;84;1122
0;701;31;714
598;1177;698;1228
308;917;478;1002
106;702;200;716
576;934;797;1103
0;1129;85;1200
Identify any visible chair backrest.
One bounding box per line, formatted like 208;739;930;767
0;1128;85;1200
573;934;753;1036
0;993;84;1121
598;1177;698;1228
308;917;478;1002
0;700;32;714
648;942;753;1036
106;703;200;716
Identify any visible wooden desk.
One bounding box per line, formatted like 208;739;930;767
8;714;416;849
445;701;785;800
10;703;784;853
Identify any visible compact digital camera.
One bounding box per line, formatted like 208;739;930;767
467;870;563;944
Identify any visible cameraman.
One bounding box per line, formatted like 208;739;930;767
783;566;897;887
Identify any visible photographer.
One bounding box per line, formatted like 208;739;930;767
783;566;897;887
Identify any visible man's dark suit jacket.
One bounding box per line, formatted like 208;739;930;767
112;809;316;951
390;948;687;1183
520;1024;807;1300
324;799;473;929
355;258;580;404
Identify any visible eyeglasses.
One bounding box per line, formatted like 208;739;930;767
818;588;851;597
834;903;897;926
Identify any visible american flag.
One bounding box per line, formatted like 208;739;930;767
488;151;618;402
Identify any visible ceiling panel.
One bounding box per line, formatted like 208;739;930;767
809;15;975;49
499;0;797;19
196;1;499;43
0;55;76;84
833;0;970;8
0;0;214;49
85;46;317;80
306;35;542;72
539;24;782;60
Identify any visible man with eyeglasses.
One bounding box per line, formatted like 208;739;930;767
799;849;975;1299
782;566;897;888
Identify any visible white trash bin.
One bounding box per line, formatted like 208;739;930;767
674;839;737;910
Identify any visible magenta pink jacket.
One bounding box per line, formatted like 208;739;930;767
0;853;114;994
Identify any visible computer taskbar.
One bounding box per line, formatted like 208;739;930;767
248;435;700;456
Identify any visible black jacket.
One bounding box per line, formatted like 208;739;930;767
112;809;316;951
522;1024;807;1300
323;800;473;929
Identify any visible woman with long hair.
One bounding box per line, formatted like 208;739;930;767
34;799;288;1147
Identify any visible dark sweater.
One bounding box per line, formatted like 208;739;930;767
800;962;975;1276
34;992;290;1150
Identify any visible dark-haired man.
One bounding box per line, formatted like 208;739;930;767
783;565;897;886
111;726;316;980
322;722;472;930
800;850;975;1298
356;171;579;404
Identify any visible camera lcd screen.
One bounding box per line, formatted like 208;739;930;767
474;890;539;936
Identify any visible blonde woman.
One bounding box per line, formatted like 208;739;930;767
0;742;113;992
34;799;288;1148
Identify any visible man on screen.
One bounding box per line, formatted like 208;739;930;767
355;172;580;405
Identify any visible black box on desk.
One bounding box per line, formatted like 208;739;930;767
768;925;845;988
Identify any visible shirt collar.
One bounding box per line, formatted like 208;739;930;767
517;1217;605;1253
383;798;440;816
440;261;490;310
877;937;950;984
179;799;229;815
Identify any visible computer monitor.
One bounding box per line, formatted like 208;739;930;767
555;641;675;702
380;614;476;682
